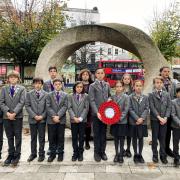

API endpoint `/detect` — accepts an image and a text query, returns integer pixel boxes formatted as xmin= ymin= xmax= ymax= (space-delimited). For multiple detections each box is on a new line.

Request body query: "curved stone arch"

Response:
xmin=35 ymin=23 xmax=169 ymax=94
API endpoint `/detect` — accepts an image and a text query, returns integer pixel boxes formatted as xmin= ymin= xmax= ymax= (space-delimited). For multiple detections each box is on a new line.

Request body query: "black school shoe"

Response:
xmin=94 ymin=153 xmax=101 ymax=162
xmin=152 ymin=155 xmax=159 ymax=163
xmin=27 ymin=154 xmax=37 ymax=162
xmin=38 ymin=155 xmax=45 ymax=162
xmin=133 ymin=155 xmax=139 ymax=164
xmin=11 ymin=155 xmax=20 ymax=166
xmin=125 ymin=150 xmax=132 ymax=158
xmin=3 ymin=155 xmax=13 ymax=166
xmin=58 ymin=154 xmax=64 ymax=162
xmin=101 ymin=153 xmax=108 ymax=161
xmin=174 ymin=159 xmax=180 ymax=167
xmin=118 ymin=156 xmax=124 ymax=164
xmin=138 ymin=155 xmax=145 ymax=163
xmin=78 ymin=153 xmax=83 ymax=161
xmin=47 ymin=155 xmax=56 ymax=162
xmin=113 ymin=154 xmax=119 ymax=163
xmin=72 ymin=154 xmax=78 ymax=162
xmin=160 ymin=156 xmax=168 ymax=164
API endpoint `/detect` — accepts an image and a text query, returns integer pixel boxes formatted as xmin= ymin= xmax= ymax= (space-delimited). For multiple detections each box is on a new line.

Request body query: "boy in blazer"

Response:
xmin=68 ymin=81 xmax=89 ymax=161
xmin=171 ymin=87 xmax=180 ymax=167
xmin=149 ymin=76 xmax=171 ymax=164
xmin=88 ymin=68 xmax=111 ymax=162
xmin=46 ymin=78 xmax=68 ymax=162
xmin=25 ymin=78 xmax=47 ymax=162
xmin=0 ymin=70 xmax=26 ymax=166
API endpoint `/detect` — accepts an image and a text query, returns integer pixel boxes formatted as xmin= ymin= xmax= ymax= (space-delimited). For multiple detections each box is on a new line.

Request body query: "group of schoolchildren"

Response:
xmin=0 ymin=65 xmax=179 ymax=167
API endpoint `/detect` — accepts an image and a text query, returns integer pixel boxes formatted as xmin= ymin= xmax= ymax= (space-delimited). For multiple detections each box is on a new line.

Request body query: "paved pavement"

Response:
xmin=0 ymin=128 xmax=180 ymax=180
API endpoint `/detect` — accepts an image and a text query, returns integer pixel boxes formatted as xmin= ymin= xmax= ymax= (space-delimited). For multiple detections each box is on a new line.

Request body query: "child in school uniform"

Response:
xmin=0 ymin=107 xmax=3 ymax=160
xmin=25 ymin=78 xmax=47 ymax=162
xmin=171 ymin=87 xmax=180 ymax=167
xmin=129 ymin=80 xmax=149 ymax=163
xmin=68 ymin=81 xmax=89 ymax=161
xmin=149 ymin=76 xmax=171 ymax=164
xmin=110 ymin=81 xmax=129 ymax=163
xmin=121 ymin=73 xmax=134 ymax=158
xmin=46 ymin=78 xmax=68 ymax=162
xmin=0 ymin=70 xmax=26 ymax=166
xmin=89 ymin=68 xmax=111 ymax=162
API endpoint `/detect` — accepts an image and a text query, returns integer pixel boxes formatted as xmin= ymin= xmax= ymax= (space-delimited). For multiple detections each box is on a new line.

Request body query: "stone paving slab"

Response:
xmin=64 ymin=173 xmax=94 ymax=180
xmin=0 ymin=173 xmax=65 ymax=180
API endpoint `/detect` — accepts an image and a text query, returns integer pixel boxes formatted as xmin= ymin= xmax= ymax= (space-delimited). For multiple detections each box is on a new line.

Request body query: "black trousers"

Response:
xmin=30 ymin=123 xmax=46 ymax=156
xmin=132 ymin=137 xmax=144 ymax=155
xmin=85 ymin=126 xmax=91 ymax=144
xmin=4 ymin=118 xmax=23 ymax=157
xmin=172 ymin=128 xmax=180 ymax=160
xmin=93 ymin=116 xmax=107 ymax=155
xmin=48 ymin=123 xmax=65 ymax=156
xmin=0 ymin=122 xmax=3 ymax=154
xmin=114 ymin=136 xmax=125 ymax=157
xmin=48 ymin=125 xmax=58 ymax=151
xmin=71 ymin=122 xmax=86 ymax=155
xmin=165 ymin=116 xmax=172 ymax=151
xmin=151 ymin=120 xmax=167 ymax=157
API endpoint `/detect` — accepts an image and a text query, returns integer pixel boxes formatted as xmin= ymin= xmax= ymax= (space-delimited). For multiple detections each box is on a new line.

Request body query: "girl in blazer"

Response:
xmin=129 ymin=80 xmax=149 ymax=164
xmin=110 ymin=81 xmax=130 ymax=164
xmin=68 ymin=81 xmax=89 ymax=161
xmin=121 ymin=73 xmax=134 ymax=158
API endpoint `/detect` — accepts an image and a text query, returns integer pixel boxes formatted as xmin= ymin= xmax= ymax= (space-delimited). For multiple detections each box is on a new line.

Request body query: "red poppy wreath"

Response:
xmin=98 ymin=101 xmax=121 ymax=125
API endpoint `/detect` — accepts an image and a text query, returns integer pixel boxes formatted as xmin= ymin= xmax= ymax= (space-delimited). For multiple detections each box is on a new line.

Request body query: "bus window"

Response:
xmin=114 ymin=63 xmax=123 ymax=68
xmin=129 ymin=63 xmax=138 ymax=68
xmin=123 ymin=62 xmax=129 ymax=68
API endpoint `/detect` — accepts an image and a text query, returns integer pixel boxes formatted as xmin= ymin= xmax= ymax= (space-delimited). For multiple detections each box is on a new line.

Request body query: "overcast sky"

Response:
xmin=67 ymin=0 xmax=179 ymax=33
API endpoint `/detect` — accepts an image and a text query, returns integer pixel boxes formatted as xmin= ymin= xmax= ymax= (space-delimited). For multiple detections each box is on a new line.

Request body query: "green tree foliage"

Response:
xmin=0 ymin=0 xmax=67 ymax=66
xmin=149 ymin=1 xmax=180 ymax=62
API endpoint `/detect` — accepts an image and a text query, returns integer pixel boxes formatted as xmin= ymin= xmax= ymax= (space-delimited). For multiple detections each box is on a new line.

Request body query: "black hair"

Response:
xmin=73 ymin=81 xmax=85 ymax=94
xmin=159 ymin=66 xmax=170 ymax=73
xmin=33 ymin=77 xmax=44 ymax=84
xmin=48 ymin=66 xmax=57 ymax=72
xmin=52 ymin=78 xmax=63 ymax=85
xmin=95 ymin=67 xmax=105 ymax=74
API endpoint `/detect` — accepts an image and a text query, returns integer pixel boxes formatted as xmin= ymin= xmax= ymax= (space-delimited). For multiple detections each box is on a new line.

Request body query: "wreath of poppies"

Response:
xmin=99 ymin=101 xmax=122 ymax=125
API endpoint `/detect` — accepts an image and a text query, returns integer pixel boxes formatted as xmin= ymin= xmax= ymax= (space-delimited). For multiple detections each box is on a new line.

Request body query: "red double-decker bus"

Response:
xmin=98 ymin=60 xmax=144 ymax=87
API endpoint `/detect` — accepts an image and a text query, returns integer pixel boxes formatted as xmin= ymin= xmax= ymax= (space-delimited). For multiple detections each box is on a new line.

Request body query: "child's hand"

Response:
xmin=107 ymin=98 xmax=112 ymax=102
xmin=7 ymin=112 xmax=15 ymax=120
xmin=136 ymin=118 xmax=143 ymax=125
xmin=52 ymin=116 xmax=60 ymax=123
xmin=97 ymin=112 xmax=102 ymax=121
xmin=160 ymin=118 xmax=167 ymax=125
xmin=74 ymin=117 xmax=80 ymax=123
xmin=39 ymin=116 xmax=43 ymax=121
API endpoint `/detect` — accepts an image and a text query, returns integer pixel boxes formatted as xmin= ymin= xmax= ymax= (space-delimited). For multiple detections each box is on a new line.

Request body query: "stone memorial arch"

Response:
xmin=35 ymin=23 xmax=169 ymax=94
